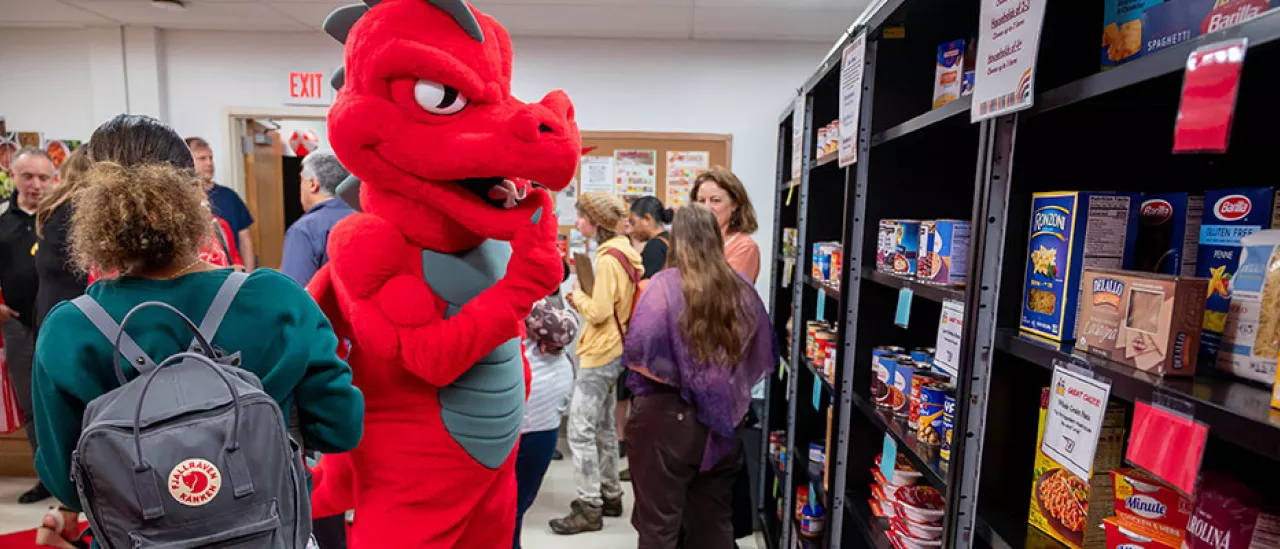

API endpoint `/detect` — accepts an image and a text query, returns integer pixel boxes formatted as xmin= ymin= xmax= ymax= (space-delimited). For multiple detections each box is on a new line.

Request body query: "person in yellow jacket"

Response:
xmin=552 ymin=191 xmax=643 ymax=535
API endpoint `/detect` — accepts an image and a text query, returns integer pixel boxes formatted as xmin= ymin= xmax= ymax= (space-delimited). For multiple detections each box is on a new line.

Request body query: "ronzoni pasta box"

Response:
xmin=1021 ymin=192 xmax=1139 ymax=342
xmin=1075 ymin=269 xmax=1207 ymax=376
xmin=1028 ymin=388 xmax=1127 ymax=549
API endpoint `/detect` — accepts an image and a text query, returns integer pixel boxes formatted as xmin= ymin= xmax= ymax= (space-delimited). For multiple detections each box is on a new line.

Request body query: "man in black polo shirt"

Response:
xmin=0 ymin=147 xmax=55 ymax=503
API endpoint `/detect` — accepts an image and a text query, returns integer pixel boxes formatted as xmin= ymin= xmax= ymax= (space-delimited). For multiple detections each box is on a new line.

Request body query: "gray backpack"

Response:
xmin=68 ymin=272 xmax=312 ymax=548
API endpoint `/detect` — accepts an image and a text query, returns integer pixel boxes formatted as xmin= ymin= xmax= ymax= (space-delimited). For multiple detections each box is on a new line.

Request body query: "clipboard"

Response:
xmin=573 ymin=252 xmax=595 ymax=296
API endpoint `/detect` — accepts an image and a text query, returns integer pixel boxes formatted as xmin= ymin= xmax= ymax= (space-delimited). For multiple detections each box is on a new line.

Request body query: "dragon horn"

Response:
xmin=337 ymin=175 xmax=363 ymax=212
xmin=331 ymin=67 xmax=346 ymax=90
xmin=363 ymin=0 xmax=381 ymax=5
xmin=427 ymin=0 xmax=484 ymax=42
xmin=323 ymin=3 xmax=368 ymax=44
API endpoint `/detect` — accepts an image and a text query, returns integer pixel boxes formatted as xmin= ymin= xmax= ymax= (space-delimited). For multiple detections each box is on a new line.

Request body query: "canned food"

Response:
xmin=871 ymin=346 xmax=906 ymax=408
xmin=918 ymin=382 xmax=953 ymax=446
xmin=941 ymin=393 xmax=956 ymax=461
xmin=878 ymin=220 xmax=921 ymax=275
xmin=910 ymin=347 xmax=935 ymax=364
xmin=795 ymin=485 xmax=810 ymax=520
xmin=908 ymin=371 xmax=947 ymax=428
xmin=831 ymin=248 xmax=843 ymax=282
xmin=769 ymin=431 xmax=785 ymax=458
xmin=809 ymin=442 xmax=825 ymax=465
xmin=806 ymin=321 xmax=827 ymax=360
xmin=822 ymin=332 xmax=838 ymax=379
xmin=814 ymin=330 xmax=835 ymax=369
xmin=891 ymin=363 xmax=920 ymax=418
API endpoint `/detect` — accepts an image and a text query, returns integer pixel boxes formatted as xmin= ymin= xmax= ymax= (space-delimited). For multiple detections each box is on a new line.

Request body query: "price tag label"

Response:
xmin=1127 ymin=401 xmax=1208 ymax=495
xmin=786 ymin=182 xmax=795 ymax=206
xmin=772 ymin=477 xmax=778 ymax=498
xmin=812 ymin=375 xmax=822 ymax=410
xmin=895 ymin=288 xmax=913 ymax=328
xmin=817 ymin=291 xmax=827 ymax=320
xmin=779 ymin=359 xmax=787 ymax=380
xmin=782 ymin=257 xmax=795 ymax=288
xmin=880 ymin=434 xmax=898 ymax=480
xmin=838 ymin=32 xmax=867 ymax=168
xmin=933 ymin=299 xmax=964 ymax=377
xmin=1042 ymin=364 xmax=1113 ymax=480
xmin=1174 ymin=39 xmax=1248 ymax=154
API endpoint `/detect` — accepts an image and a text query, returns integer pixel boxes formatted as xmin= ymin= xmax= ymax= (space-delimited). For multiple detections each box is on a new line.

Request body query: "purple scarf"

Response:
xmin=624 ymin=269 xmax=778 ymax=471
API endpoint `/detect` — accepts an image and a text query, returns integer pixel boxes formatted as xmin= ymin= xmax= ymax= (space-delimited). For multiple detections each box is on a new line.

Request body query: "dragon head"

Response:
xmin=325 ymin=0 xmax=580 ymax=247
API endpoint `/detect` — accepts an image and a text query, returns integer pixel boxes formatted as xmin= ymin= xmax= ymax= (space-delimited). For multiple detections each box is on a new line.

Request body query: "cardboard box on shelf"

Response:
xmin=1196 ymin=188 xmax=1277 ymax=372
xmin=1110 ymin=468 xmax=1192 ymax=547
xmin=1102 ymin=0 xmax=1167 ymax=69
xmin=1141 ymin=0 xmax=1270 ymax=58
xmin=1134 ymin=193 xmax=1203 ymax=276
xmin=1028 ymin=387 xmax=1127 ymax=549
xmin=1075 ymin=269 xmax=1207 ymax=377
xmin=1021 ymin=192 xmax=1139 ymax=342
xmin=933 ymin=39 xmax=965 ymax=109
xmin=1103 ymin=516 xmax=1181 ymax=549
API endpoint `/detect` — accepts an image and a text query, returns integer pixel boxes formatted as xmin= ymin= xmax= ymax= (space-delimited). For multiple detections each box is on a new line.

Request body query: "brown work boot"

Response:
xmin=549 ymin=500 xmax=603 ymax=535
xmin=602 ymin=494 xmax=624 ymax=517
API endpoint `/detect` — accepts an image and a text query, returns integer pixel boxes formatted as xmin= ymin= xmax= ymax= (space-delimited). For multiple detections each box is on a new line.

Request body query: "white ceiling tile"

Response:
xmin=0 ymin=0 xmax=118 ymax=26
xmin=61 ymin=0 xmax=312 ymax=30
xmin=694 ymin=0 xmax=855 ymax=7
xmin=476 ymin=0 xmax=689 ymax=5
xmin=267 ymin=1 xmax=347 ymax=29
xmin=479 ymin=4 xmax=693 ymax=39
xmin=692 ymin=5 xmax=858 ymax=42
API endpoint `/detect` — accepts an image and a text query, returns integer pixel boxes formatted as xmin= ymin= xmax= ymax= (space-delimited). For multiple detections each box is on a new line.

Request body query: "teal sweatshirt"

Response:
xmin=32 ymin=268 xmax=364 ymax=512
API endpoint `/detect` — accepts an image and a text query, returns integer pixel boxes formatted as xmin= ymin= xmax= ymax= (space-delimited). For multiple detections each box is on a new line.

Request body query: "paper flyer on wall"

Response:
xmin=971 ymin=0 xmax=1048 ymax=121
xmin=838 ymin=31 xmax=866 ymax=168
xmin=556 ymin=179 xmax=578 ymax=224
xmin=665 ymin=150 xmax=709 ymax=208
xmin=614 ymin=149 xmax=657 ymax=197
xmin=580 ymin=156 xmax=615 ymax=195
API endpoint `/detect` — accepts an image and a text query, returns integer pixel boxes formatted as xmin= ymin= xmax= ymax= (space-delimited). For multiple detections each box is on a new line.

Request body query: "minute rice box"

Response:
xmin=1021 ymin=192 xmax=1139 ymax=342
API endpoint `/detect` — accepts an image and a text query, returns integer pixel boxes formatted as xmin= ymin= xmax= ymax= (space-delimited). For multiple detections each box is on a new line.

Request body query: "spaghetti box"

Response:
xmin=1134 ymin=193 xmax=1203 ymax=276
xmin=1196 ymin=188 xmax=1277 ymax=365
xmin=1141 ymin=0 xmax=1269 ymax=57
xmin=1021 ymin=192 xmax=1139 ymax=342
xmin=1102 ymin=0 xmax=1166 ymax=69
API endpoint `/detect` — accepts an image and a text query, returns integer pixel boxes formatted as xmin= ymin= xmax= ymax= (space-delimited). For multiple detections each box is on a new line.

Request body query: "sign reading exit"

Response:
xmin=286 ymin=72 xmax=330 ymax=106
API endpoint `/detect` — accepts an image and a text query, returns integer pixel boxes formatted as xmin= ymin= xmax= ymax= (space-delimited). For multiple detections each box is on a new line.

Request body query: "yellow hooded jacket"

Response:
xmin=569 ymin=236 xmax=644 ymax=368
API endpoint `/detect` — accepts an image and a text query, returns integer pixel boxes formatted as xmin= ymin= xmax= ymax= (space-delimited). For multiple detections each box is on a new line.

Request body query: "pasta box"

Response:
xmin=933 ymin=39 xmax=965 ymax=109
xmin=1075 ymin=269 xmax=1207 ymax=377
xmin=1028 ymin=387 xmax=1127 ymax=549
xmin=1101 ymin=0 xmax=1166 ymax=69
xmin=1215 ymin=230 xmax=1280 ymax=384
xmin=1140 ymin=0 xmax=1269 ymax=58
xmin=1021 ymin=192 xmax=1140 ymax=342
xmin=1103 ymin=516 xmax=1180 ymax=549
xmin=1196 ymin=188 xmax=1277 ymax=367
xmin=1111 ymin=468 xmax=1192 ymax=547
xmin=1134 ymin=193 xmax=1203 ymax=276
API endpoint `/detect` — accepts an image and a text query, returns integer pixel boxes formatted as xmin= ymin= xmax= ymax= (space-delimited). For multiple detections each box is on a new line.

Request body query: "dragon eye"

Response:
xmin=414 ymin=79 xmax=468 ymax=115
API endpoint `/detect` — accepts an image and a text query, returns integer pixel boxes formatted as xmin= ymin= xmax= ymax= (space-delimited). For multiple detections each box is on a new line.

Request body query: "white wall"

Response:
xmin=1 ymin=27 xmax=828 ymax=291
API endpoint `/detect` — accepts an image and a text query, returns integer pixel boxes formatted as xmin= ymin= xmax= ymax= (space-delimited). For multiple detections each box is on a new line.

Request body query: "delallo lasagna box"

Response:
xmin=1028 ymin=388 xmax=1128 ymax=549
xmin=1134 ymin=193 xmax=1203 ymax=276
xmin=1022 ymin=192 xmax=1139 ymax=342
xmin=1075 ymin=269 xmax=1207 ymax=376
xmin=1196 ymin=188 xmax=1277 ymax=367
xmin=1140 ymin=0 xmax=1269 ymax=58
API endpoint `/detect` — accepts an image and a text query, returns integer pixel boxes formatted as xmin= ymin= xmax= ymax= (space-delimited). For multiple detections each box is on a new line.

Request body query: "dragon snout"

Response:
xmin=508 ymin=90 xmax=576 ymax=143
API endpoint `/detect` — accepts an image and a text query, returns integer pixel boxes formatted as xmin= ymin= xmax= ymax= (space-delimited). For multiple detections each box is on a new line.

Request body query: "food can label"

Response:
xmin=941 ymin=394 xmax=956 ymax=460
xmin=917 ymin=383 xmax=951 ymax=446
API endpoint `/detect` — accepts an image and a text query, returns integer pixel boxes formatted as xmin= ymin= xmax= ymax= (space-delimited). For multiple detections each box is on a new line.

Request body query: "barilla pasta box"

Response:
xmin=933 ymin=39 xmax=965 ymax=109
xmin=1102 ymin=0 xmax=1166 ymax=69
xmin=1141 ymin=0 xmax=1269 ymax=58
xmin=1213 ymin=230 xmax=1280 ymax=384
xmin=1196 ymin=188 xmax=1276 ymax=368
xmin=1134 ymin=193 xmax=1203 ymax=276
xmin=1110 ymin=469 xmax=1192 ymax=547
xmin=1022 ymin=192 xmax=1139 ymax=342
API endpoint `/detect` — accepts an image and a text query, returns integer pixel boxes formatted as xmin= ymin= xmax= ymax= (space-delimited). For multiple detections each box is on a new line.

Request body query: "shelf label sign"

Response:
xmin=1127 ymin=401 xmax=1208 ymax=495
xmin=880 ymin=434 xmax=898 ymax=481
xmin=1042 ymin=364 xmax=1113 ymax=480
xmin=1174 ymin=39 xmax=1248 ymax=154
xmin=838 ymin=31 xmax=867 ymax=168
xmin=791 ymin=95 xmax=805 ymax=180
xmin=934 ymin=299 xmax=964 ymax=378
xmin=812 ymin=374 xmax=822 ymax=410
xmin=970 ymin=0 xmax=1048 ymax=122
xmin=895 ymin=288 xmax=913 ymax=328
xmin=817 ymin=291 xmax=827 ymax=320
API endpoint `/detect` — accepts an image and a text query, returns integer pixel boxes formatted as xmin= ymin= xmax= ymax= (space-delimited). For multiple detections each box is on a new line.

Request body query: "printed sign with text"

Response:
xmin=1042 ymin=365 xmax=1113 ymax=480
xmin=971 ymin=0 xmax=1048 ymax=121
xmin=838 ymin=32 xmax=866 ymax=168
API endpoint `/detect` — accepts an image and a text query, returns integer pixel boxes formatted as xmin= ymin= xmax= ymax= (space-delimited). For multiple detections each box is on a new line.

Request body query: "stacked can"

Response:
xmin=805 ymin=321 xmax=829 ymax=361
xmin=908 ymin=370 xmax=948 ymax=429
xmin=917 ymin=382 xmax=954 ymax=446
xmin=871 ymin=346 xmax=907 ymax=409
xmin=941 ymin=393 xmax=956 ymax=461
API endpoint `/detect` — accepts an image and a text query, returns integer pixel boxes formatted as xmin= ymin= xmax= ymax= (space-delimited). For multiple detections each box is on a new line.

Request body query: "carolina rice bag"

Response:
xmin=1185 ymin=472 xmax=1280 ymax=549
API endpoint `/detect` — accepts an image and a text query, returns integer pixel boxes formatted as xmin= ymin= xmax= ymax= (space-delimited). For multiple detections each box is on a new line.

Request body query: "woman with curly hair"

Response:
xmin=30 ymin=115 xmax=364 ymax=548
xmin=622 ymin=204 xmax=777 ymax=549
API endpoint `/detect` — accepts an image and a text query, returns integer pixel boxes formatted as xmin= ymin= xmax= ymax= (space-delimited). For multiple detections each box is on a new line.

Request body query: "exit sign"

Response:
xmin=286 ymin=71 xmax=330 ymax=106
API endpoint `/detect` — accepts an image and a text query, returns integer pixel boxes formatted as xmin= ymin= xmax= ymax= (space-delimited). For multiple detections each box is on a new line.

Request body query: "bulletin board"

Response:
xmin=556 ymin=131 xmax=733 ymax=241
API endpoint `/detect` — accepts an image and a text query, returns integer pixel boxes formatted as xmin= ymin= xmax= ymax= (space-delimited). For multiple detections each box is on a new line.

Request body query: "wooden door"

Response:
xmin=241 ymin=122 xmax=285 ymax=269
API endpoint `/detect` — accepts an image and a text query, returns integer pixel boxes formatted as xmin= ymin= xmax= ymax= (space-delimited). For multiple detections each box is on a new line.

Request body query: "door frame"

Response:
xmin=221 ymin=106 xmax=328 ymax=196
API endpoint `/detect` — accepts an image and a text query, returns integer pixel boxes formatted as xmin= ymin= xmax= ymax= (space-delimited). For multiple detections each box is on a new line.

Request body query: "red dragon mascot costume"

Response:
xmin=307 ymin=0 xmax=580 ymax=546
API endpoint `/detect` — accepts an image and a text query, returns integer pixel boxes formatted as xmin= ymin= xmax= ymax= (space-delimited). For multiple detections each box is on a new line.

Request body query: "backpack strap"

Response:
xmin=71 ymin=296 xmax=159 ymax=378
xmin=601 ymin=248 xmax=640 ymax=337
xmin=190 ymin=271 xmax=249 ymax=352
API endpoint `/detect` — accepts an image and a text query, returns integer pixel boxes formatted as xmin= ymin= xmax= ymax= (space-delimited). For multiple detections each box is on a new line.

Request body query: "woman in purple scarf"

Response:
xmin=623 ymin=204 xmax=778 ymax=549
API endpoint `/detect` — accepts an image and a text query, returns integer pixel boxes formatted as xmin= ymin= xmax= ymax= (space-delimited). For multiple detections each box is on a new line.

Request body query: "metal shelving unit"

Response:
xmin=761 ymin=0 xmax=1280 ymax=547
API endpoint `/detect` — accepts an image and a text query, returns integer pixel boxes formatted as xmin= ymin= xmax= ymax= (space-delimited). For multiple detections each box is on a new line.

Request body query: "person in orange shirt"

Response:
xmin=692 ymin=167 xmax=760 ymax=284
